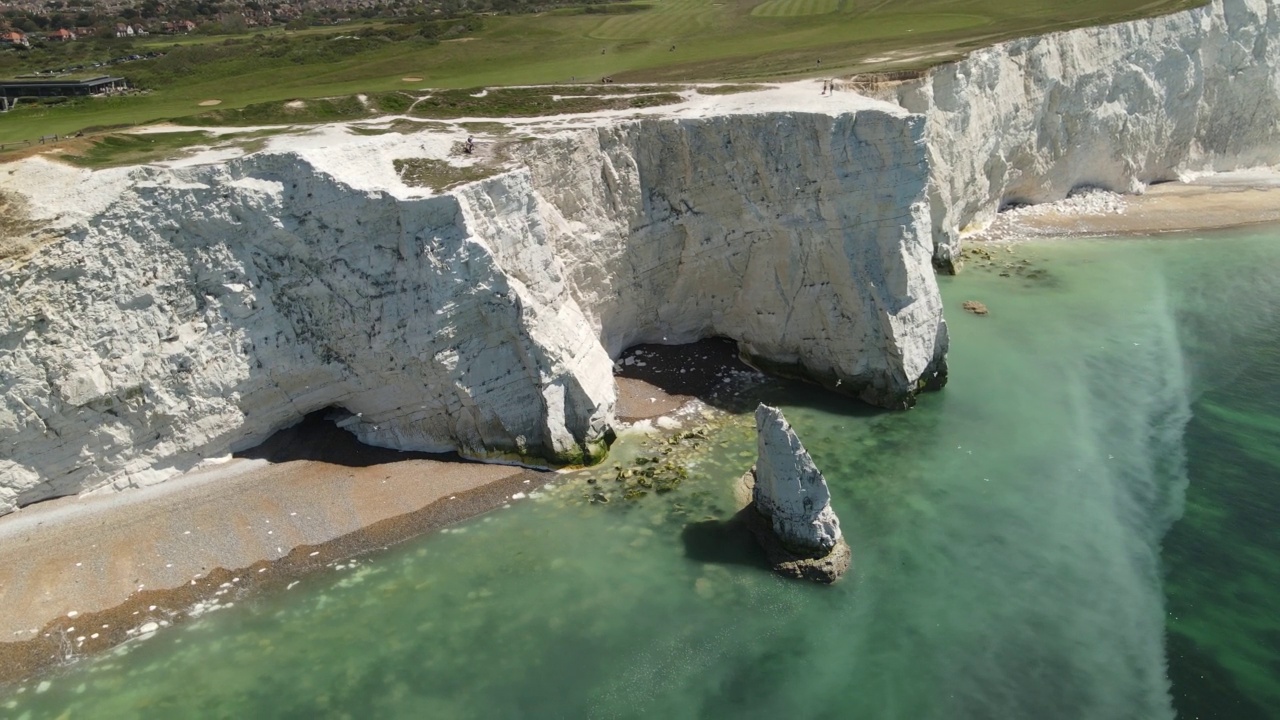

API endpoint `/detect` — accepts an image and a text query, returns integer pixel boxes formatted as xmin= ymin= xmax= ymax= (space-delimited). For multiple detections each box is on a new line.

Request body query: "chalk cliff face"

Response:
xmin=514 ymin=113 xmax=947 ymax=405
xmin=0 ymin=156 xmax=618 ymax=512
xmin=10 ymin=0 xmax=1275 ymax=514
xmin=889 ymin=0 xmax=1280 ymax=269
xmin=0 ymin=106 xmax=946 ymax=514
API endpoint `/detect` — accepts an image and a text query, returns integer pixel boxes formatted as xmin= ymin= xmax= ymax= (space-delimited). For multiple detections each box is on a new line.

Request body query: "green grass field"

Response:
xmin=751 ymin=0 xmax=841 ymax=18
xmin=54 ymin=129 xmax=286 ymax=167
xmin=0 ymin=0 xmax=1206 ymax=144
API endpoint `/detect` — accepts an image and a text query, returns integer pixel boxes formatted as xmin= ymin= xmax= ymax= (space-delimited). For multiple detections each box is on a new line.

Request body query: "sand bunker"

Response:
xmin=197 ymin=99 xmax=222 ymax=106
xmin=401 ymin=76 xmax=424 ymax=82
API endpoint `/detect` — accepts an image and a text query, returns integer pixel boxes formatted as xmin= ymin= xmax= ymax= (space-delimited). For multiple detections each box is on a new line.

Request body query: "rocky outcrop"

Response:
xmin=0 ymin=103 xmax=948 ymax=515
xmin=0 ymin=157 xmax=617 ymax=513
xmin=14 ymin=0 xmax=1270 ymax=515
xmin=514 ymin=113 xmax=948 ymax=408
xmin=886 ymin=0 xmax=1280 ymax=270
xmin=741 ymin=404 xmax=851 ymax=584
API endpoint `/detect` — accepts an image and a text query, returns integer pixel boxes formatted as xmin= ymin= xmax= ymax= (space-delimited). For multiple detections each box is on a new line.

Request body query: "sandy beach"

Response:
xmin=614 ymin=338 xmax=757 ymax=421
xmin=0 ymin=414 xmax=550 ymax=685
xmin=0 ymin=342 xmax=752 ymax=686
xmin=975 ymin=175 xmax=1280 ymax=240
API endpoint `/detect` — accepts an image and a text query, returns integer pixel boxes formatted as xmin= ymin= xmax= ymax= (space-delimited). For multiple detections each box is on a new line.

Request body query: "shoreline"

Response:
xmin=0 ymin=415 xmax=547 ymax=687
xmin=970 ymin=176 xmax=1280 ymax=242
xmin=0 ymin=340 xmax=753 ymax=688
xmin=0 ymin=466 xmax=542 ymax=688
xmin=1 ymin=166 xmax=1273 ymax=683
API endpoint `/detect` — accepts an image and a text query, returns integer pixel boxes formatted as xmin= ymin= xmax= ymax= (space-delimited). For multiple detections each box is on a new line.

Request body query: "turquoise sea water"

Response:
xmin=3 ymin=228 xmax=1279 ymax=719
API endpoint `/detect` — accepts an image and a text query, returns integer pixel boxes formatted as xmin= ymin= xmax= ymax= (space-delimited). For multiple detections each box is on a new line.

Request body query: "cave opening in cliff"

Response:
xmin=613 ymin=337 xmax=759 ymax=418
xmin=233 ymin=408 xmax=466 ymax=467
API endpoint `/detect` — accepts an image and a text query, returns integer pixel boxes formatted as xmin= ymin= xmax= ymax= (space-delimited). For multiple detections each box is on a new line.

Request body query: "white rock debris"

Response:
xmin=883 ymin=0 xmax=1280 ymax=269
xmin=998 ymin=188 xmax=1129 ymax=220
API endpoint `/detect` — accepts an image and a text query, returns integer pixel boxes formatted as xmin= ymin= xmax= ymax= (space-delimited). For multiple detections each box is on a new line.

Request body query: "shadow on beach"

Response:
xmin=615 ymin=337 xmax=892 ymax=421
xmin=234 ymin=409 xmax=485 ymax=468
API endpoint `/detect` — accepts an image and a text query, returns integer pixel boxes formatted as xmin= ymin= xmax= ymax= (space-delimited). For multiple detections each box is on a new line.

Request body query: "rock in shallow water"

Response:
xmin=744 ymin=404 xmax=851 ymax=584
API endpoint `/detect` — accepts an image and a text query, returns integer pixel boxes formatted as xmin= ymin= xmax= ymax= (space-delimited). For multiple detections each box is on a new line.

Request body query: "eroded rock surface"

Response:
xmin=0 ymin=100 xmax=947 ymax=514
xmin=5 ymin=0 xmax=1278 ymax=515
xmin=885 ymin=0 xmax=1280 ymax=270
xmin=743 ymin=404 xmax=851 ymax=583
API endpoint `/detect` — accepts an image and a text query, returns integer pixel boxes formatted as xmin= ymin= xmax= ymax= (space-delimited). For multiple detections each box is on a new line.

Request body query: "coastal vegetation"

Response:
xmin=695 ymin=83 xmax=765 ymax=94
xmin=393 ymin=157 xmax=505 ymax=191
xmin=0 ymin=190 xmax=45 ymax=259
xmin=405 ymin=86 xmax=684 ymax=118
xmin=57 ymin=129 xmax=224 ymax=166
xmin=34 ymin=128 xmax=284 ymax=167
xmin=0 ymin=0 xmax=1206 ymax=143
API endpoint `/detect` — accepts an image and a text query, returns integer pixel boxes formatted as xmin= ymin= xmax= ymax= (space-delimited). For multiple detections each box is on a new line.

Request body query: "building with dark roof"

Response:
xmin=0 ymin=76 xmax=126 ymax=100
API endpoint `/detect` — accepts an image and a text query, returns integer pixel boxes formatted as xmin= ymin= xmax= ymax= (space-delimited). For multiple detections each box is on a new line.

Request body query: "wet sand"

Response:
xmin=0 ymin=343 xmax=753 ymax=686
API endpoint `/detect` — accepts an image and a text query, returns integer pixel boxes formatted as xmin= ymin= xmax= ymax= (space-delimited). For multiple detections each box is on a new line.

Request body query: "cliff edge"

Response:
xmin=886 ymin=0 xmax=1280 ymax=270
xmin=0 ymin=91 xmax=947 ymax=514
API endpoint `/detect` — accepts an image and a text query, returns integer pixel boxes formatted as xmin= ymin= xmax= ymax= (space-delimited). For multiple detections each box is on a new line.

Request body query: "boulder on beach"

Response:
xmin=741 ymin=404 xmax=851 ymax=584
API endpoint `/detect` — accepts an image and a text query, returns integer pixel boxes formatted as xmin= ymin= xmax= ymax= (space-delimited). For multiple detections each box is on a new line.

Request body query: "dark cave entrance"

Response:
xmin=233 ymin=408 xmax=473 ymax=467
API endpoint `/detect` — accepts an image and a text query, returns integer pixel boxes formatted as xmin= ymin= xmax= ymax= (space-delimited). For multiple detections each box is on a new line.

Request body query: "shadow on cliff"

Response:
xmin=615 ymin=337 xmax=888 ymax=421
xmin=234 ymin=409 xmax=490 ymax=468
xmin=680 ymin=508 xmax=773 ymax=573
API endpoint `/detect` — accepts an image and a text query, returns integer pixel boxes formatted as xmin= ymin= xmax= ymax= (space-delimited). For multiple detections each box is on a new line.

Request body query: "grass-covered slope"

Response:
xmin=0 ymin=0 xmax=1205 ymax=143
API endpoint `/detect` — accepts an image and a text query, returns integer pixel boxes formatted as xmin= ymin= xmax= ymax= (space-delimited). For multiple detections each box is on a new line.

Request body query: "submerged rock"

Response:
xmin=742 ymin=404 xmax=851 ymax=584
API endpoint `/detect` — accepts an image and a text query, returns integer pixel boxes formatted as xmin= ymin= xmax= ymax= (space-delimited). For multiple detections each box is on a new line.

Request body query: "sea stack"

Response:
xmin=742 ymin=404 xmax=852 ymax=584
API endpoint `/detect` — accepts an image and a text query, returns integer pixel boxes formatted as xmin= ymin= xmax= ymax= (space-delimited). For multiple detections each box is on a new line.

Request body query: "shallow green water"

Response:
xmin=4 ymin=228 xmax=1279 ymax=719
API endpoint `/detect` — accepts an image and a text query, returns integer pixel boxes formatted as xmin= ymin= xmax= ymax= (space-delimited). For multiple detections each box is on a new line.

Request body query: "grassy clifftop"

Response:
xmin=0 ymin=0 xmax=1205 ymax=143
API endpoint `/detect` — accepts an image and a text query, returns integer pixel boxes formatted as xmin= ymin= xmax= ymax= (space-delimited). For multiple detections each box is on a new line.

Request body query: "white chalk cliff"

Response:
xmin=885 ymin=0 xmax=1280 ymax=269
xmin=0 ymin=97 xmax=946 ymax=514
xmin=3 ymin=0 xmax=1279 ymax=514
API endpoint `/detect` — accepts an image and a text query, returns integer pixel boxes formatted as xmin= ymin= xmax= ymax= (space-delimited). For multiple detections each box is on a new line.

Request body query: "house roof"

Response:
xmin=1 ymin=76 xmax=124 ymax=90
